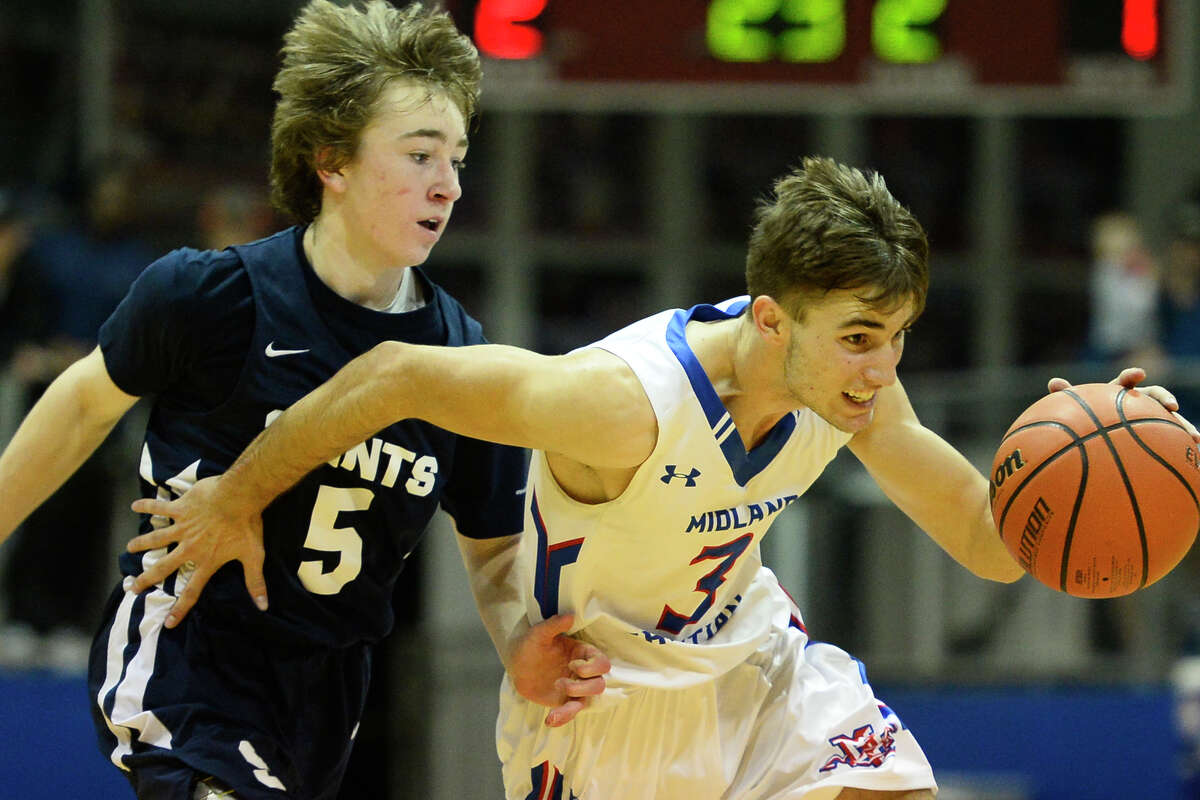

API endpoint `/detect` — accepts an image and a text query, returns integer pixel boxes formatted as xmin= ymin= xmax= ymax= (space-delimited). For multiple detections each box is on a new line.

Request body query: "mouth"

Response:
xmin=418 ymin=218 xmax=442 ymax=233
xmin=843 ymin=389 xmax=876 ymax=405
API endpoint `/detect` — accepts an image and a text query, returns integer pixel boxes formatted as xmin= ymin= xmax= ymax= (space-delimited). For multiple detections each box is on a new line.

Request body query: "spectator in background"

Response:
xmin=1160 ymin=200 xmax=1200 ymax=382
xmin=196 ymin=183 xmax=274 ymax=251
xmin=0 ymin=161 xmax=153 ymax=670
xmin=1085 ymin=210 xmax=1164 ymax=368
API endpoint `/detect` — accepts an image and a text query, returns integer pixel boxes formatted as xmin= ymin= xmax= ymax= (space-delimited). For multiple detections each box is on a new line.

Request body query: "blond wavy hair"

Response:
xmin=269 ymin=0 xmax=481 ymax=222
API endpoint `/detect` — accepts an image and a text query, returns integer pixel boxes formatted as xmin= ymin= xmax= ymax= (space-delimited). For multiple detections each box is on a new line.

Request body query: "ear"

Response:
xmin=314 ymin=147 xmax=347 ymax=194
xmin=750 ymin=295 xmax=789 ymax=343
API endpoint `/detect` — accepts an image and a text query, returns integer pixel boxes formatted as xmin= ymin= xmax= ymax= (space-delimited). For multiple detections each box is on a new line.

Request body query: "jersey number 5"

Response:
xmin=298 ymin=484 xmax=373 ymax=595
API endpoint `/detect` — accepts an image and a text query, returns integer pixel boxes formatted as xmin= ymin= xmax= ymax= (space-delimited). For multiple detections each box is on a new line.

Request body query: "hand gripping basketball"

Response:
xmin=990 ymin=381 xmax=1200 ymax=597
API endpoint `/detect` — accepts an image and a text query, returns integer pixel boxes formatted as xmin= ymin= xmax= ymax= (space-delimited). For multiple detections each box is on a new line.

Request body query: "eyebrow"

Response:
xmin=401 ymin=128 xmax=469 ymax=149
xmin=838 ymin=316 xmax=887 ymax=330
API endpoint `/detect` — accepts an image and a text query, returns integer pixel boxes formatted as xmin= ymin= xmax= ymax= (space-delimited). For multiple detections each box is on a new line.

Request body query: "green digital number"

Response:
xmin=779 ymin=0 xmax=846 ymax=62
xmin=871 ymin=0 xmax=947 ymax=63
xmin=708 ymin=0 xmax=845 ymax=63
xmin=707 ymin=0 xmax=942 ymax=66
xmin=707 ymin=0 xmax=782 ymax=62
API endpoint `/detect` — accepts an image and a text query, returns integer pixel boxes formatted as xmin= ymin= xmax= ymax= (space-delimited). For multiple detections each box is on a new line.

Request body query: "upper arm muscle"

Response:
xmin=69 ymin=347 xmax=141 ymax=427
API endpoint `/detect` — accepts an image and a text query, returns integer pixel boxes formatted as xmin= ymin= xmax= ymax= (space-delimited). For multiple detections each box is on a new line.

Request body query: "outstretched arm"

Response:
xmin=128 ymin=340 xmax=656 ymax=623
xmin=0 ymin=347 xmax=138 ymax=546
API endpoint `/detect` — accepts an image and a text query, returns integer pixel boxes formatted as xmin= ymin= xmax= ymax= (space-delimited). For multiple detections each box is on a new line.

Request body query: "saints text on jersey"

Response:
xmin=266 ymin=409 xmax=437 ymax=496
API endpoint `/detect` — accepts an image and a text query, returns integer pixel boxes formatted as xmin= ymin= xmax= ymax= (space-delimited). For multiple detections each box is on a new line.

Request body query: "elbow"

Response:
xmin=368 ymin=339 xmax=410 ymax=369
xmin=361 ymin=340 xmax=418 ymax=389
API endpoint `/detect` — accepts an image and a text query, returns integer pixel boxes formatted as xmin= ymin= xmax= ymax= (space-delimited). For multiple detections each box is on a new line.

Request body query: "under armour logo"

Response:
xmin=660 ymin=465 xmax=701 ymax=487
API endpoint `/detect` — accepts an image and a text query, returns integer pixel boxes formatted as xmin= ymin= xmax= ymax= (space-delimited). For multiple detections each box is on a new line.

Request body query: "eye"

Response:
xmin=451 ymin=158 xmax=466 ymax=172
xmin=410 ymin=151 xmax=430 ymax=164
xmin=844 ymin=333 xmax=869 ymax=347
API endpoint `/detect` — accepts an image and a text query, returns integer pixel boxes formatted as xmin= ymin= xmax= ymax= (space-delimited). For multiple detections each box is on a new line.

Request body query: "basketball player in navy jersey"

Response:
xmin=128 ymin=157 xmax=1197 ymax=799
xmin=0 ymin=2 xmax=606 ymax=799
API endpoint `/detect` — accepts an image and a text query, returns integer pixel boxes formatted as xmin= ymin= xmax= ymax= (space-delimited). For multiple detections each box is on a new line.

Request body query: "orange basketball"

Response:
xmin=989 ymin=383 xmax=1200 ymax=597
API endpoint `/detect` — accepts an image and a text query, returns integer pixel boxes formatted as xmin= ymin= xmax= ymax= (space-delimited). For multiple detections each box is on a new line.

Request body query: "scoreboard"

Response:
xmin=447 ymin=0 xmax=1194 ymax=114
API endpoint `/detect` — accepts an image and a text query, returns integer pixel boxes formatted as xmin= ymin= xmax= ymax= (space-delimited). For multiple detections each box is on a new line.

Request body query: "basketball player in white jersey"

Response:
xmin=128 ymin=157 xmax=1197 ymax=799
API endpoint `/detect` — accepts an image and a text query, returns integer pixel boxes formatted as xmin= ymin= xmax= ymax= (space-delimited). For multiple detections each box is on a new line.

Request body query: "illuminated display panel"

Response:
xmin=450 ymin=0 xmax=1190 ymax=113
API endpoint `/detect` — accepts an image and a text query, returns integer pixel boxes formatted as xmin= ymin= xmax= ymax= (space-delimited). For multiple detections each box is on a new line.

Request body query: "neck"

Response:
xmin=688 ymin=316 xmax=793 ymax=449
xmin=303 ymin=217 xmax=410 ymax=310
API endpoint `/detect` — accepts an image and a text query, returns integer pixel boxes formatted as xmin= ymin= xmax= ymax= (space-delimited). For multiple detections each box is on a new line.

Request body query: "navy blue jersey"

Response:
xmin=89 ymin=227 xmax=525 ymax=799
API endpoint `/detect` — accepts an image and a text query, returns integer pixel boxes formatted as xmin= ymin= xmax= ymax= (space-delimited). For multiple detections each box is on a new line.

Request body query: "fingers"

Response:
xmin=164 ymin=565 xmax=214 ymax=628
xmin=130 ymin=497 xmax=177 ymax=518
xmin=544 ymin=699 xmax=585 ymax=728
xmin=543 ymin=674 xmax=607 ymax=726
xmin=242 ymin=549 xmax=270 ymax=612
xmin=129 ymin=552 xmax=188 ymax=593
xmin=556 ymin=674 xmax=605 ymax=699
xmin=1139 ymin=384 xmax=1180 ymax=411
xmin=568 ymin=648 xmax=611 ymax=679
xmin=126 ymin=528 xmax=180 ymax=555
xmin=1109 ymin=367 xmax=1146 ymax=388
xmin=1050 ymin=368 xmax=1150 ymax=394
xmin=533 ymin=613 xmax=575 ymax=640
xmin=1174 ymin=410 xmax=1200 ymax=442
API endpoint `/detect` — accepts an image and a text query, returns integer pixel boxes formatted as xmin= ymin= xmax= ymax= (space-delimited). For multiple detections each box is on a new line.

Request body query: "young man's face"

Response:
xmin=335 ymin=80 xmax=468 ymax=268
xmin=782 ymin=289 xmax=916 ymax=433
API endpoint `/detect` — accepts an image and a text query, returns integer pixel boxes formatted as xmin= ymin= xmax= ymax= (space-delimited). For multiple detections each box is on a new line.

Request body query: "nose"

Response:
xmin=431 ymin=160 xmax=462 ymax=203
xmin=862 ymin=346 xmax=900 ymax=388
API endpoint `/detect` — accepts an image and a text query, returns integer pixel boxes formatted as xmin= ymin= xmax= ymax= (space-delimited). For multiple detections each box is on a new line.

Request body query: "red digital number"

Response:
xmin=1122 ymin=0 xmax=1159 ymax=60
xmin=474 ymin=0 xmax=548 ymax=60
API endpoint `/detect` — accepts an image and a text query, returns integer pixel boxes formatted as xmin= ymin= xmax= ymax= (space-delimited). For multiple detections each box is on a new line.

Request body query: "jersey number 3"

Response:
xmin=298 ymin=484 xmax=373 ymax=595
xmin=532 ymin=491 xmax=753 ymax=634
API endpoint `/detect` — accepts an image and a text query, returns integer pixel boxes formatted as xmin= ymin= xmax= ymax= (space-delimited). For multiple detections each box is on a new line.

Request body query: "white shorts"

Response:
xmin=497 ymin=620 xmax=937 ymax=800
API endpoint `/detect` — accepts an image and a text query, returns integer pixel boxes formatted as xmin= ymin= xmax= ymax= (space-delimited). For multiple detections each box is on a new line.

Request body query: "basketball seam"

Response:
xmin=1118 ymin=397 xmax=1200 ymax=553
xmin=1067 ymin=387 xmax=1148 ymax=590
xmin=1058 ymin=434 xmax=1089 ymax=593
xmin=994 ymin=391 xmax=1188 ymax=594
xmin=995 ymin=416 xmax=1180 ymax=531
xmin=996 ymin=421 xmax=1081 ymax=533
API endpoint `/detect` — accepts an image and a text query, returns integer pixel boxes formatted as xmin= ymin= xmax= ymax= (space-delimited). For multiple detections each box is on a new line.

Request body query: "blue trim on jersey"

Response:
xmin=665 ymin=300 xmax=796 ymax=486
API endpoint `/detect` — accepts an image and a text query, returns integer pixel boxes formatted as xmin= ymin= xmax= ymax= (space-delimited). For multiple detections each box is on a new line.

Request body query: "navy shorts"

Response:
xmin=89 ymin=583 xmax=371 ymax=800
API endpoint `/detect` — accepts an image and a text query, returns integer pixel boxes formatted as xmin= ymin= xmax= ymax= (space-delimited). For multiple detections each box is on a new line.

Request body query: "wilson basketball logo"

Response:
xmin=988 ymin=448 xmax=1026 ymax=503
xmin=1017 ymin=496 xmax=1053 ymax=572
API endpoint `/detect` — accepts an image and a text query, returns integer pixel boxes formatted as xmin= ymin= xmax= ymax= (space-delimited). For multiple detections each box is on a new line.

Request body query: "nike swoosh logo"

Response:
xmin=265 ymin=342 xmax=310 ymax=358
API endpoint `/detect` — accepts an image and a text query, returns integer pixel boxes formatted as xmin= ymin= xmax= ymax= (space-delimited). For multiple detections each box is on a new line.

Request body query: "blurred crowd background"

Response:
xmin=2 ymin=0 xmax=1200 ymax=798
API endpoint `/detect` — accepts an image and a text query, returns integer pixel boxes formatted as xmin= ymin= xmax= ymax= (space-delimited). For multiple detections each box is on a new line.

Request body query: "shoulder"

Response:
xmin=425 ymin=279 xmax=486 ymax=343
xmin=134 ymin=246 xmax=250 ymax=302
xmin=558 ymin=348 xmax=659 ymax=466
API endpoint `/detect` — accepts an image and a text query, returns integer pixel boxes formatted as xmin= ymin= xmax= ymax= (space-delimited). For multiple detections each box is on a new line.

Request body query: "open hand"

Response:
xmin=126 ymin=475 xmax=268 ymax=628
xmin=509 ymin=614 xmax=611 ymax=727
xmin=1047 ymin=366 xmax=1200 ymax=442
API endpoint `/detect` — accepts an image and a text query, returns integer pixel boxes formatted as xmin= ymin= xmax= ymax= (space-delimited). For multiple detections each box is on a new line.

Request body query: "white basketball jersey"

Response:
xmin=519 ymin=297 xmax=852 ymax=689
